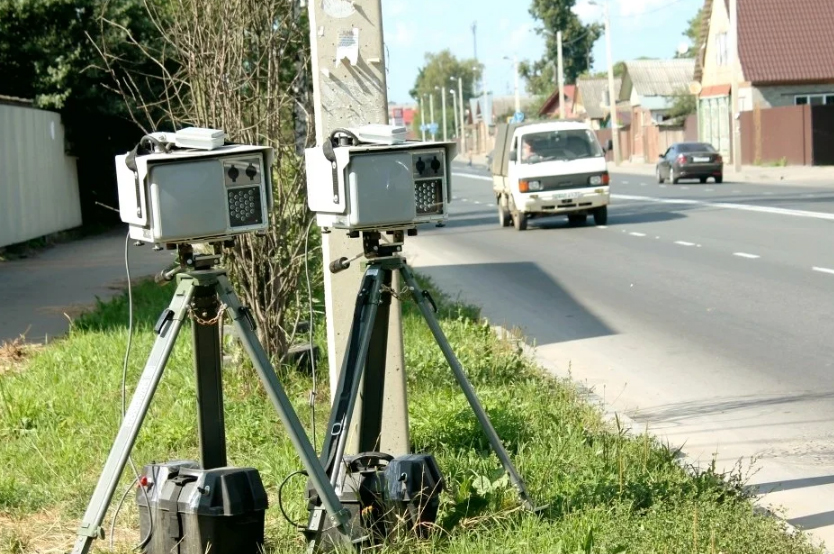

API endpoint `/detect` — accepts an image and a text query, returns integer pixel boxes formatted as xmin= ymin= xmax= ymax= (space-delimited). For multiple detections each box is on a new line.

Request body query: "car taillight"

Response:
xmin=715 ymin=154 xmax=723 ymax=163
xmin=676 ymin=154 xmax=687 ymax=164
xmin=602 ymin=171 xmax=610 ymax=185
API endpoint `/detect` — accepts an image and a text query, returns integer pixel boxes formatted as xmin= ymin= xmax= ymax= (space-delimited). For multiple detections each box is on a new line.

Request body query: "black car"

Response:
xmin=656 ymin=142 xmax=723 ymax=184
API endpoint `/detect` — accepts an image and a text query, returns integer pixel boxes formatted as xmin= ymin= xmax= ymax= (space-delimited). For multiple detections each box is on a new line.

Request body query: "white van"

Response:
xmin=491 ymin=121 xmax=612 ymax=231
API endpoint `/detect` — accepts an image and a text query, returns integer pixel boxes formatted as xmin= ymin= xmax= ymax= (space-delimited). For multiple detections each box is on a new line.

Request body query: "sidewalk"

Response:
xmin=610 ymin=160 xmax=834 ymax=186
xmin=0 ymin=227 xmax=170 ymax=344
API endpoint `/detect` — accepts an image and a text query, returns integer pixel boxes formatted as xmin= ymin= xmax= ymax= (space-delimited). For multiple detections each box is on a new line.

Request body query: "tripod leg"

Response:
xmin=398 ymin=264 xmax=536 ymax=511
xmin=71 ymin=279 xmax=194 ymax=554
xmin=304 ymin=267 xmax=385 ymax=549
xmin=213 ymin=276 xmax=355 ymax=543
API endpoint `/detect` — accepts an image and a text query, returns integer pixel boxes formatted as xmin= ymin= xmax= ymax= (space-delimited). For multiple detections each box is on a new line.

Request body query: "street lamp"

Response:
xmin=588 ymin=0 xmax=621 ymax=165
xmin=503 ymin=55 xmax=521 ymax=116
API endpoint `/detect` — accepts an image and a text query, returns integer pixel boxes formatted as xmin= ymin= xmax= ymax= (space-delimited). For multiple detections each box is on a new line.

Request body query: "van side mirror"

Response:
xmin=509 ymin=151 xmax=517 ymax=162
xmin=605 ymin=139 xmax=613 ymax=152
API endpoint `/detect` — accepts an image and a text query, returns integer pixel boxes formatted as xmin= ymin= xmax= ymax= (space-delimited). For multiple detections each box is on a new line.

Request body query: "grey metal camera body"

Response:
xmin=305 ymin=141 xmax=457 ymax=232
xmin=116 ymin=144 xmax=274 ymax=245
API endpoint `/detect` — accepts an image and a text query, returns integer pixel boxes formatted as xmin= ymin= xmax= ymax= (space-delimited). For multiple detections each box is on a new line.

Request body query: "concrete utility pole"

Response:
xmin=457 ymin=76 xmax=466 ymax=152
xmin=420 ymin=96 xmax=426 ymax=141
xmin=429 ymin=93 xmax=436 ymax=141
xmin=730 ymin=0 xmax=742 ymax=171
xmin=440 ymin=86 xmax=447 ymax=141
xmin=602 ymin=1 xmax=621 ymax=164
xmin=504 ymin=56 xmax=521 ymax=116
xmin=557 ymin=31 xmax=566 ymax=119
xmin=307 ymin=0 xmax=409 ymax=456
xmin=450 ymin=88 xmax=459 ymax=142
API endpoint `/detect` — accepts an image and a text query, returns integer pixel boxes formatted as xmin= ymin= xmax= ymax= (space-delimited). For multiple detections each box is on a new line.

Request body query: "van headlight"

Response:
xmin=528 ymin=180 xmax=542 ymax=191
xmin=589 ymin=172 xmax=610 ymax=186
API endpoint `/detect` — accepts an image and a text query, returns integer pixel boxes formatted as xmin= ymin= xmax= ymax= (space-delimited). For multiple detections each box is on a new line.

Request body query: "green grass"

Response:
xmin=0 ymin=277 xmax=822 ymax=554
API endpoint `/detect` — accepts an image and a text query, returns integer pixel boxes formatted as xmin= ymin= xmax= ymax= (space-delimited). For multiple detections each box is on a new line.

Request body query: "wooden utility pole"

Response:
xmin=730 ymin=0 xmax=742 ymax=171
xmin=603 ymin=1 xmax=621 ymax=164
xmin=307 ymin=0 xmax=409 ymax=456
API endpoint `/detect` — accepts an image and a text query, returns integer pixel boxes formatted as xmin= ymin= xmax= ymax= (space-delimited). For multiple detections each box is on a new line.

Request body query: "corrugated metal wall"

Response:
xmin=0 ymin=104 xmax=81 ymax=247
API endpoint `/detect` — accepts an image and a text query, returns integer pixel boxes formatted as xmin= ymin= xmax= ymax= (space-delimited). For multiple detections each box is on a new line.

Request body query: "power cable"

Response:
xmin=109 ymin=231 xmax=154 ymax=551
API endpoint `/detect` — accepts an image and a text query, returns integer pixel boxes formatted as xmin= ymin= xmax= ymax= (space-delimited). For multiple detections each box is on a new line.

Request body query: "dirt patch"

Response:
xmin=0 ymin=509 xmax=136 ymax=553
xmin=0 ymin=336 xmax=40 ymax=374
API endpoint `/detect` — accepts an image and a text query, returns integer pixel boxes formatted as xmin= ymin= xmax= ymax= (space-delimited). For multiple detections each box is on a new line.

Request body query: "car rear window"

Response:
xmin=677 ymin=143 xmax=717 ymax=153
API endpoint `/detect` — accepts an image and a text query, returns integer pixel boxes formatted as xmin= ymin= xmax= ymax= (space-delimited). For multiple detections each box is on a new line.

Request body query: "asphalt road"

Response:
xmin=404 ymin=163 xmax=834 ymax=550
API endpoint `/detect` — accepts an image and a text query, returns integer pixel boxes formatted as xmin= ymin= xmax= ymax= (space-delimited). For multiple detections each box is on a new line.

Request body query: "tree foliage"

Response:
xmin=410 ymin=50 xmax=482 ymax=102
xmin=410 ymin=50 xmax=481 ymax=140
xmin=678 ymin=5 xmax=707 ymax=58
xmin=520 ymin=0 xmax=603 ymax=95
xmin=667 ymin=89 xmax=698 ymax=120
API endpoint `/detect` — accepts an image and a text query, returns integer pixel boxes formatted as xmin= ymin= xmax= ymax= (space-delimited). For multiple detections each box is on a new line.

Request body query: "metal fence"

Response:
xmin=0 ymin=103 xmax=81 ymax=248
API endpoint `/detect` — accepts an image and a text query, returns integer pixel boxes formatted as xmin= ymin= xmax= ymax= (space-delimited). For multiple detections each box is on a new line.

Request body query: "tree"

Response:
xmin=410 ymin=50 xmax=482 ymax=139
xmin=678 ymin=5 xmax=707 ymax=58
xmin=667 ymin=89 xmax=698 ymax=121
xmin=520 ymin=0 xmax=603 ymax=95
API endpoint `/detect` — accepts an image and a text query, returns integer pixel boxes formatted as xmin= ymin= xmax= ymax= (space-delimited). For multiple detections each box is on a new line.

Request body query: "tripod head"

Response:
xmin=328 ymin=229 xmax=417 ymax=275
xmin=154 ymin=241 xmax=232 ymax=283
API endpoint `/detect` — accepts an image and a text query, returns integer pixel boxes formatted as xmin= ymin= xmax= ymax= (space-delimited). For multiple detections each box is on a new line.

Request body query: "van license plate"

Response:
xmin=556 ymin=192 xmax=581 ymax=199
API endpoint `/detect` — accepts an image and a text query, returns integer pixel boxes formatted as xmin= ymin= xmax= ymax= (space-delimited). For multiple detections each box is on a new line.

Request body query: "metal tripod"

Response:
xmin=70 ymin=256 xmax=354 ymax=554
xmin=305 ymin=233 xmax=536 ymax=551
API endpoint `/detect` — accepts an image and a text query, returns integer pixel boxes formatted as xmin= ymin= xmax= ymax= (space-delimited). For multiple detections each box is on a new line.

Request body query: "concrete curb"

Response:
xmin=490 ymin=324 xmax=830 ymax=554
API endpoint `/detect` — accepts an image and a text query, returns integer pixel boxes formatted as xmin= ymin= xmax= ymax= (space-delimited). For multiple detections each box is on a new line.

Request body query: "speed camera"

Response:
xmin=116 ymin=131 xmax=274 ymax=245
xmin=305 ymin=137 xmax=457 ymax=232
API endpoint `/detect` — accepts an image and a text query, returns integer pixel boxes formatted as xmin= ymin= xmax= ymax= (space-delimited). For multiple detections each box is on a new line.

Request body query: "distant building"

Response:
xmin=695 ymin=0 xmax=834 ymax=158
xmin=537 ymin=84 xmax=577 ymax=119
xmin=574 ymin=77 xmax=623 ymax=130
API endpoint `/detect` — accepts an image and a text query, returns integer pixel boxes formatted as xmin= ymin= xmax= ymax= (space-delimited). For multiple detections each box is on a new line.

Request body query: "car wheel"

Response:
xmin=568 ymin=214 xmax=587 ymax=226
xmin=656 ymin=167 xmax=665 ymax=184
xmin=715 ymin=175 xmax=723 ymax=184
xmin=671 ymin=170 xmax=680 ymax=184
xmin=699 ymin=177 xmax=707 ymax=184
xmin=593 ymin=206 xmax=608 ymax=226
xmin=513 ymin=211 xmax=528 ymax=231
xmin=498 ymin=196 xmax=511 ymax=227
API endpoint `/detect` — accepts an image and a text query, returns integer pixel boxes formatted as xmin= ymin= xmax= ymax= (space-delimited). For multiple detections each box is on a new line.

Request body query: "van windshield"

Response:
xmin=519 ymin=130 xmax=604 ymax=164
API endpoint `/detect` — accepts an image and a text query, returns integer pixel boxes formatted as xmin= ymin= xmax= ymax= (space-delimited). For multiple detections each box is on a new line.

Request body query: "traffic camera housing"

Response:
xmin=116 ymin=130 xmax=274 ymax=245
xmin=305 ymin=134 xmax=457 ymax=232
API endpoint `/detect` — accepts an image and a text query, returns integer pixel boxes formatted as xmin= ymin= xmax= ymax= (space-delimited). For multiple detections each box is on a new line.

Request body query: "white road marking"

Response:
xmin=641 ymin=183 xmax=648 ymax=186
xmin=681 ymin=186 xmax=690 ymax=190
xmin=612 ymin=194 xmax=834 ymax=222
xmin=705 ymin=188 xmax=714 ymax=192
xmin=659 ymin=185 xmax=667 ymax=188
xmin=473 ymin=201 xmax=481 ymax=204
xmin=675 ymin=241 xmax=696 ymax=246
xmin=630 ymin=232 xmax=647 ymax=237
xmin=734 ymin=252 xmax=760 ymax=259
xmin=622 ymin=180 xmax=630 ymax=184
xmin=487 ymin=203 xmax=495 ymax=207
xmin=597 ymin=225 xmax=608 ymax=229
xmin=452 ymin=173 xmax=494 ymax=182
xmin=813 ymin=267 xmax=834 ymax=275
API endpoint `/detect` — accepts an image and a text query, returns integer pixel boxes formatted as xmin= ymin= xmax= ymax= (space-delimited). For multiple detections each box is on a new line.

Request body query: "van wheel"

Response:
xmin=593 ymin=206 xmax=608 ymax=226
xmin=568 ymin=214 xmax=587 ymax=226
xmin=498 ymin=196 xmax=512 ymax=227
xmin=513 ymin=211 xmax=528 ymax=231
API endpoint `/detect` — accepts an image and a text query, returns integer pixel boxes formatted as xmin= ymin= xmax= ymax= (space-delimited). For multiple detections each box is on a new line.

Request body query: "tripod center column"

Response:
xmin=191 ymin=280 xmax=228 ymax=469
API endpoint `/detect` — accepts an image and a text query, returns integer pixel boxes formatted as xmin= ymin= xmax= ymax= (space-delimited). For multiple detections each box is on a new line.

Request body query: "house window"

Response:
xmin=794 ymin=94 xmax=834 ymax=106
xmin=715 ymin=32 xmax=729 ymax=66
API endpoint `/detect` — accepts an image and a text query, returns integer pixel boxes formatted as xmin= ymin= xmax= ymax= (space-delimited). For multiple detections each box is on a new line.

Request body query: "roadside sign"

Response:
xmin=428 ymin=122 xmax=439 ymax=135
xmin=512 ymin=111 xmax=525 ymax=123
